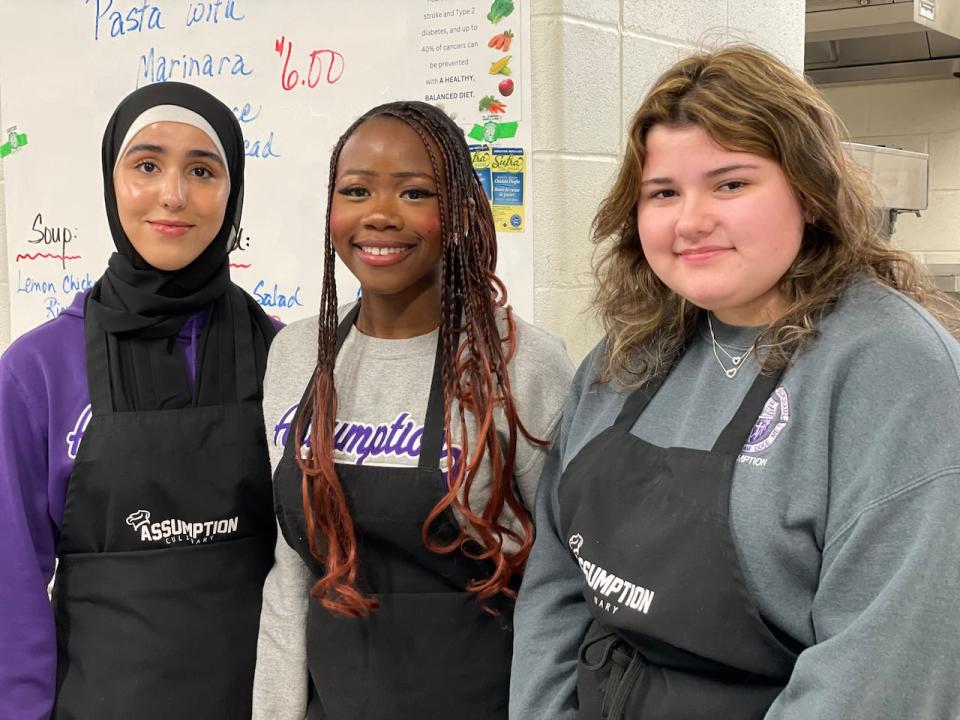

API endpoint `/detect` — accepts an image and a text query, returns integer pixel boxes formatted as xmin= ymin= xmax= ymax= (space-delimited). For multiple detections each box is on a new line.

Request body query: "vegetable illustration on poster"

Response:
xmin=0 ymin=0 xmax=533 ymax=340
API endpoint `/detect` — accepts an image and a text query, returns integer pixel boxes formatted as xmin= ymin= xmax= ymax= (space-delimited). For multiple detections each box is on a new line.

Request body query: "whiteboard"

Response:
xmin=0 ymin=0 xmax=533 ymax=339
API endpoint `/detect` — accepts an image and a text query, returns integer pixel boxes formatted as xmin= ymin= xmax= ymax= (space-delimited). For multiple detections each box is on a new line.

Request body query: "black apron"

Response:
xmin=51 ymin=292 xmax=276 ymax=719
xmin=558 ymin=361 xmax=802 ymax=720
xmin=274 ymin=305 xmax=513 ymax=720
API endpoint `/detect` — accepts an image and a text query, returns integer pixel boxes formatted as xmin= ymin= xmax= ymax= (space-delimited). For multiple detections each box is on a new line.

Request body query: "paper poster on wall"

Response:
xmin=415 ymin=1 xmax=531 ymax=231
xmin=0 ymin=0 xmax=533 ymax=341
xmin=471 ymin=145 xmax=525 ymax=233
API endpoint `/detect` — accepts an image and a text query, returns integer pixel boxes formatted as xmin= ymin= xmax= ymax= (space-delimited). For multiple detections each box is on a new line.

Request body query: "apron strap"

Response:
xmin=613 ymin=372 xmax=668 ymax=429
xmin=230 ymin=286 xmax=260 ymax=404
xmin=82 ymin=293 xmax=116 ymax=414
xmin=613 ymin=343 xmax=690 ymax=429
xmin=417 ymin=323 xmax=448 ymax=472
xmin=335 ymin=303 xmax=361 ymax=353
xmin=710 ymin=368 xmax=784 ymax=455
xmin=278 ymin=304 xmax=363 ymax=467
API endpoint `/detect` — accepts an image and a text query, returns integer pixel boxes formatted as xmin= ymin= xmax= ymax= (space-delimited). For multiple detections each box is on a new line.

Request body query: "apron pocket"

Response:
xmin=306 ymin=590 xmax=511 ymax=720
xmin=53 ymin=534 xmax=272 ymax=719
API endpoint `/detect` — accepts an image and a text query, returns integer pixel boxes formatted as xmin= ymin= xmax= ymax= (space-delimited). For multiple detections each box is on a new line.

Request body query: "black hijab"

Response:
xmin=86 ymin=82 xmax=275 ymax=411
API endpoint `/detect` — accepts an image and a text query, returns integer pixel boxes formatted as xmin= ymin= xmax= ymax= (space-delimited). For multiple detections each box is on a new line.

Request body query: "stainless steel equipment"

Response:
xmin=842 ymin=141 xmax=929 ymax=237
xmin=805 ymin=0 xmax=960 ymax=84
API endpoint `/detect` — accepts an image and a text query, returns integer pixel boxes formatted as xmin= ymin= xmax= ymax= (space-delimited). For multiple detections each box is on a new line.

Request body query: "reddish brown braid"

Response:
xmin=294 ymin=101 xmax=543 ymax=617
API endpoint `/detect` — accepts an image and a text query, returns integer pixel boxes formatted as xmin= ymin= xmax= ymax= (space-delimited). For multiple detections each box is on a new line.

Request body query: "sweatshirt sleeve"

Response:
xmin=251 ymin=323 xmax=313 ymax=720
xmin=510 ymin=321 xmax=575 ymax=512
xmin=0 ymin=364 xmax=58 ymax=720
xmin=765 ymin=469 xmax=960 ymax=720
xmin=252 ymin=524 xmax=313 ymax=720
xmin=509 ymin=368 xmax=593 ymax=720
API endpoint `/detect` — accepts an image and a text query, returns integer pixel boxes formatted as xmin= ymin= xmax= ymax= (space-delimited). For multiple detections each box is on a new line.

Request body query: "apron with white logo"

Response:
xmin=51 ymin=291 xmax=275 ymax=719
xmin=273 ymin=305 xmax=513 ymax=720
xmin=559 ymin=361 xmax=802 ymax=719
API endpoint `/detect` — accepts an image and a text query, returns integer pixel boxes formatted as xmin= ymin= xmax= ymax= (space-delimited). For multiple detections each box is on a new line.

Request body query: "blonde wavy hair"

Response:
xmin=592 ymin=44 xmax=958 ymax=386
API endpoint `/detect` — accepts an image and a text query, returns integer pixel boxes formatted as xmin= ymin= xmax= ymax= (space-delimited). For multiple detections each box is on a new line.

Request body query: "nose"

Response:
xmin=675 ymin=193 xmax=715 ymax=239
xmin=160 ymin=171 xmax=186 ymax=212
xmin=362 ymin=194 xmax=402 ymax=231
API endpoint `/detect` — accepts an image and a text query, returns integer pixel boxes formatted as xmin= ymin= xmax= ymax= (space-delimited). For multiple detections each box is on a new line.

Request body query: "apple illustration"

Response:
xmin=499 ymin=78 xmax=514 ymax=97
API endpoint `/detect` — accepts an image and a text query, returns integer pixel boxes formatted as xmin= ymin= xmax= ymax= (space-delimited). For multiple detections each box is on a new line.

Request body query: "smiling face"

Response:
xmin=329 ymin=116 xmax=444 ymax=304
xmin=636 ymin=124 xmax=805 ymax=326
xmin=113 ymin=121 xmax=229 ymax=272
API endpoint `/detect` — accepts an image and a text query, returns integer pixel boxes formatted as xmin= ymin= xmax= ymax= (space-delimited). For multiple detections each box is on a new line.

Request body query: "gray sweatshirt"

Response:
xmin=510 ymin=279 xmax=960 ymax=720
xmin=253 ymin=304 xmax=574 ymax=719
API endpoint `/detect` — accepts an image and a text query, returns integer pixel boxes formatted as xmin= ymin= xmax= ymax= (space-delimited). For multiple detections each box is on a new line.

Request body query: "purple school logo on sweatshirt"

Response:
xmin=66 ymin=404 xmax=93 ymax=460
xmin=741 ymin=386 xmax=790 ymax=457
xmin=274 ymin=404 xmax=463 ymax=484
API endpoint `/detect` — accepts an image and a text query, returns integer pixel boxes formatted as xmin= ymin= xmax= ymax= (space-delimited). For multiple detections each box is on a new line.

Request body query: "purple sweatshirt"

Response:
xmin=0 ymin=292 xmax=277 ymax=719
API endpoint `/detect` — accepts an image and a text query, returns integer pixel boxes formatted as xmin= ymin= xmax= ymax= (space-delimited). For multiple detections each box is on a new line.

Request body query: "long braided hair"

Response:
xmin=295 ymin=101 xmax=541 ymax=617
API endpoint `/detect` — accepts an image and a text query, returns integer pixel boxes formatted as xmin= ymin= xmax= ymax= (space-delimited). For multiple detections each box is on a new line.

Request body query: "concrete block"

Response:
xmin=533 ymin=156 xmax=619 ymax=288
xmin=929 ymin=132 xmax=960 ymax=191
xmin=820 ymin=84 xmax=871 ymax=137
xmin=924 ymin=251 xmax=960 ymax=265
xmin=623 ymin=0 xmax=725 ymax=46
xmin=621 ymin=36 xmax=689 ymax=142
xmin=891 ymin=190 xmax=960 ymax=253
xmin=531 ymin=0 xmax=619 ymax=25
xmin=866 ymin=79 xmax=960 ymax=136
xmin=726 ymin=0 xmax=805 ymax=72
xmin=532 ymin=16 xmax=621 ymax=154
xmin=533 ymin=285 xmax=601 ymax=364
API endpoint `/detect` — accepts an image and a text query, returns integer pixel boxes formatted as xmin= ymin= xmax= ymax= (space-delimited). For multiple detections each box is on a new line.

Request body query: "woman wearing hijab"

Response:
xmin=0 ymin=82 xmax=278 ymax=719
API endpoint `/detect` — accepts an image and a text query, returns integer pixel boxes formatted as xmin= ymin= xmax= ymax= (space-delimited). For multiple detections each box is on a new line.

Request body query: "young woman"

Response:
xmin=252 ymin=100 xmax=573 ymax=719
xmin=510 ymin=45 xmax=960 ymax=720
xmin=0 ymin=82 xmax=278 ymax=719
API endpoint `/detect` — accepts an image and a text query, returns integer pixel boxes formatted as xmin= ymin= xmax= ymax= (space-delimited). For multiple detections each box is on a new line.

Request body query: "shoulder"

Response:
xmin=787 ymin=280 xmax=960 ymax=526
xmin=812 ymin=279 xmax=960 ymax=393
xmin=266 ymin=315 xmax=320 ymax=373
xmin=564 ymin=338 xmax=624 ymax=412
xmin=0 ymin=304 xmax=88 ymax=458
xmin=500 ymin=309 xmax=573 ymax=396
xmin=503 ymin=309 xmax=574 ymax=379
xmin=1 ymin=304 xmax=85 ymax=397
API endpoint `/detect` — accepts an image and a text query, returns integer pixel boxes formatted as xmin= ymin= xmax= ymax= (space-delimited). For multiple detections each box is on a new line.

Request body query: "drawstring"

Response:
xmin=578 ymin=632 xmax=643 ymax=720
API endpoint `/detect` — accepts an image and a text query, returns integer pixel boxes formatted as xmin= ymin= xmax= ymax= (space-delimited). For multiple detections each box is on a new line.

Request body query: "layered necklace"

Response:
xmin=706 ymin=313 xmax=765 ymax=379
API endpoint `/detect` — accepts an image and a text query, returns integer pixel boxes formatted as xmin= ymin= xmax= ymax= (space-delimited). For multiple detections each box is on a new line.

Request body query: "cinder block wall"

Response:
xmin=530 ymin=0 xmax=805 ymax=362
xmin=0 ymin=2 xmax=806 ymax=358
xmin=821 ymin=79 xmax=960 ymax=269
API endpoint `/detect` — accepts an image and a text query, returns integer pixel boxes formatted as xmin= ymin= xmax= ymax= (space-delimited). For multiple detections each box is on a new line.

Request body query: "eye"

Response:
xmin=402 ymin=187 xmax=437 ymax=200
xmin=189 ymin=166 xmax=215 ymax=179
xmin=718 ymin=180 xmax=747 ymax=192
xmin=648 ymin=188 xmax=676 ymax=200
xmin=135 ymin=160 xmax=159 ymax=174
xmin=337 ymin=185 xmax=369 ymax=198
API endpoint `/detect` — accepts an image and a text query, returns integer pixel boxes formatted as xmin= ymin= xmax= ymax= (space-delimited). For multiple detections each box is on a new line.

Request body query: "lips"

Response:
xmin=353 ymin=240 xmax=415 ymax=267
xmin=147 ymin=220 xmax=194 ymax=237
xmin=677 ymin=246 xmax=731 ymax=262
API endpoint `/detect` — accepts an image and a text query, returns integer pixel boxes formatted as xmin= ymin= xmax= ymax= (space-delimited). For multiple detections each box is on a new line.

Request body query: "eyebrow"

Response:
xmin=640 ymin=164 xmax=760 ymax=186
xmin=338 ymin=169 xmax=436 ymax=181
xmin=123 ymin=144 xmax=225 ymax=167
